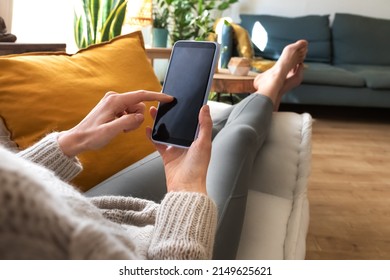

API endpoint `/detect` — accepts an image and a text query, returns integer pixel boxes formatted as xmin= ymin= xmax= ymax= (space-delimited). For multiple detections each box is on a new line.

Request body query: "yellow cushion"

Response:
xmin=213 ymin=18 xmax=254 ymax=59
xmin=251 ymin=58 xmax=276 ymax=73
xmin=0 ymin=31 xmax=162 ymax=191
xmin=231 ymin=23 xmax=254 ymax=59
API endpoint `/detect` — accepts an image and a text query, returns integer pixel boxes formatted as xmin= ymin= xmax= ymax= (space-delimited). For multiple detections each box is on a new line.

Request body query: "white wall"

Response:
xmin=11 ymin=0 xmax=76 ymax=52
xmin=239 ymin=0 xmax=390 ymax=21
xmin=6 ymin=0 xmax=390 ymax=54
xmin=9 ymin=0 xmax=150 ymax=54
xmin=0 ymin=0 xmax=14 ymax=31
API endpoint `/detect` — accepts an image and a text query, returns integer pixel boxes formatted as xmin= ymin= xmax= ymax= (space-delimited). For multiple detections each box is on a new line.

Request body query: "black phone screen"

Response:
xmin=151 ymin=41 xmax=218 ymax=147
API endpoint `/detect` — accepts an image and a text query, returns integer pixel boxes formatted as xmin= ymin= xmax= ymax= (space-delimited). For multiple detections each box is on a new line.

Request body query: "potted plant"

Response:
xmin=74 ymin=0 xmax=128 ymax=49
xmin=152 ymin=0 xmax=169 ymax=47
xmin=165 ymin=0 xmax=238 ymax=43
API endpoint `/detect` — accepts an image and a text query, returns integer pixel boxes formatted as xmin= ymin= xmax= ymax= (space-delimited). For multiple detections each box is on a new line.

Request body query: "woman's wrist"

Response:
xmin=57 ymin=129 xmax=86 ymax=158
xmin=166 ymin=180 xmax=207 ymax=194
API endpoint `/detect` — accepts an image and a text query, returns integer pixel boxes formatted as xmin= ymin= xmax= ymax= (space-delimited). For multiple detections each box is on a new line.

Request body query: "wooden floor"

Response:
xmin=281 ymin=105 xmax=390 ymax=259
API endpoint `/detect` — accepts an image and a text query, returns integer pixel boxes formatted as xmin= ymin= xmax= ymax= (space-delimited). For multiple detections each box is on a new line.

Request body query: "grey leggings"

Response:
xmin=85 ymin=94 xmax=274 ymax=259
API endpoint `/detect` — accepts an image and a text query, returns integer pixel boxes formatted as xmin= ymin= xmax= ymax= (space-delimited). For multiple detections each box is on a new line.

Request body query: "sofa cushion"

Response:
xmin=332 ymin=13 xmax=390 ymax=65
xmin=338 ymin=64 xmax=390 ymax=90
xmin=236 ymin=191 xmax=292 ymax=259
xmin=0 ymin=31 xmax=162 ymax=191
xmin=231 ymin=22 xmax=254 ymax=59
xmin=215 ymin=18 xmax=254 ymax=67
xmin=240 ymin=14 xmax=331 ymax=63
xmin=303 ymin=63 xmax=366 ymax=87
xmin=218 ymin=20 xmax=234 ymax=68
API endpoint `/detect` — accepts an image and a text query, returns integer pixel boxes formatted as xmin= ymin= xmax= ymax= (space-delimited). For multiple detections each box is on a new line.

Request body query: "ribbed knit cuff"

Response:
xmin=148 ymin=192 xmax=217 ymax=260
xmin=17 ymin=132 xmax=82 ymax=182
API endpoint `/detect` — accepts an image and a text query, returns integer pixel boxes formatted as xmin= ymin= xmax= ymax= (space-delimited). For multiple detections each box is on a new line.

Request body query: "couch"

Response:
xmin=238 ymin=13 xmax=390 ymax=108
xmin=0 ymin=31 xmax=311 ymax=259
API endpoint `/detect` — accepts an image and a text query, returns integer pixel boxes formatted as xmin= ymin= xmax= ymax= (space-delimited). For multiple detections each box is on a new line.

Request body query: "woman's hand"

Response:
xmin=58 ymin=90 xmax=173 ymax=157
xmin=146 ymin=105 xmax=213 ymax=194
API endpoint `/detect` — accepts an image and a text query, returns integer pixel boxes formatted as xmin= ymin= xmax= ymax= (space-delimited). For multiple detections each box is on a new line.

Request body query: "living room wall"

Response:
xmin=239 ymin=0 xmax=390 ymax=20
xmin=10 ymin=0 xmax=75 ymax=51
xmin=6 ymin=0 xmax=390 ymax=54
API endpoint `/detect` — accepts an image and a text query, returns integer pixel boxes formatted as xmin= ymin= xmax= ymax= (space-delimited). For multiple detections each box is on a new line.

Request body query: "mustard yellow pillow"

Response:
xmin=231 ymin=23 xmax=254 ymax=59
xmin=251 ymin=58 xmax=276 ymax=73
xmin=213 ymin=18 xmax=254 ymax=59
xmin=0 ymin=31 xmax=162 ymax=191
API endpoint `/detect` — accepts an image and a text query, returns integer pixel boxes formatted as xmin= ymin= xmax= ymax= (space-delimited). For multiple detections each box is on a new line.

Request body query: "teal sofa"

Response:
xmin=239 ymin=13 xmax=390 ymax=108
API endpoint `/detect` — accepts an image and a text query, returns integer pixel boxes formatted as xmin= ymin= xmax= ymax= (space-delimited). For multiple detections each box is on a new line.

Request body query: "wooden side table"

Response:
xmin=143 ymin=50 xmax=260 ymax=103
xmin=145 ymin=47 xmax=172 ymax=66
xmin=0 ymin=43 xmax=66 ymax=56
xmin=211 ymin=68 xmax=258 ymax=102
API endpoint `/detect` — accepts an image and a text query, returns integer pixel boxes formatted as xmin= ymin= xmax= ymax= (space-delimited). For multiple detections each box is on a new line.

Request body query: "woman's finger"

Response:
xmin=195 ymin=105 xmax=213 ymax=146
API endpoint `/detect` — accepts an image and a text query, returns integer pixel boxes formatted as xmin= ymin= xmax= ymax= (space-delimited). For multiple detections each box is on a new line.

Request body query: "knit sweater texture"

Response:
xmin=0 ymin=133 xmax=217 ymax=259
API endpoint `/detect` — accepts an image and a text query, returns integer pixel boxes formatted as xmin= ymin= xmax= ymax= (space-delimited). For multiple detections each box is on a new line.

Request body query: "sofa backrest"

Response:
xmin=332 ymin=13 xmax=390 ymax=66
xmin=240 ymin=14 xmax=332 ymax=63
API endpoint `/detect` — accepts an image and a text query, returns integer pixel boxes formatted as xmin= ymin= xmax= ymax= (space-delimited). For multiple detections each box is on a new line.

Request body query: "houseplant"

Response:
xmin=152 ymin=0 xmax=169 ymax=47
xmin=165 ymin=0 xmax=238 ymax=43
xmin=74 ymin=0 xmax=128 ymax=49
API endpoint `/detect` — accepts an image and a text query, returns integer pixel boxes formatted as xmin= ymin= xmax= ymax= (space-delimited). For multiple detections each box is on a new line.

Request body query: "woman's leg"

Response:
xmin=208 ymin=94 xmax=273 ymax=259
xmin=84 ymin=151 xmax=167 ymax=202
xmin=209 ymin=40 xmax=308 ymax=259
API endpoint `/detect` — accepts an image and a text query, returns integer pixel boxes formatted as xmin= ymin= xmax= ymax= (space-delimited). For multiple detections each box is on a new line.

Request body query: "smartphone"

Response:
xmin=151 ymin=40 xmax=219 ymax=148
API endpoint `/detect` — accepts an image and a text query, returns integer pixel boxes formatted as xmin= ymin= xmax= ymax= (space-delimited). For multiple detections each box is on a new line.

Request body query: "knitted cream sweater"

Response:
xmin=0 ymin=133 xmax=217 ymax=259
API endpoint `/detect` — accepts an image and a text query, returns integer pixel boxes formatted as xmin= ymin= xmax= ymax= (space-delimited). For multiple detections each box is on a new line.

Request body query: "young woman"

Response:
xmin=0 ymin=40 xmax=308 ymax=259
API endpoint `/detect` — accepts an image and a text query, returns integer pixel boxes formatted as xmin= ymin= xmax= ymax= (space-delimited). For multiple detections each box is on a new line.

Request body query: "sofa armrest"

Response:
xmin=236 ymin=111 xmax=312 ymax=259
xmin=208 ymin=100 xmax=312 ymax=259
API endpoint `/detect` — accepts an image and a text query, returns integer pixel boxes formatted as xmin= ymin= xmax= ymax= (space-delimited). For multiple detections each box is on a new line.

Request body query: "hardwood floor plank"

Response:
xmin=281 ymin=105 xmax=390 ymax=260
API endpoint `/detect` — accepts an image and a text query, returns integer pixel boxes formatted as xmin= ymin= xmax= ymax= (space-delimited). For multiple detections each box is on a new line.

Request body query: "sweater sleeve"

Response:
xmin=148 ymin=192 xmax=218 ymax=260
xmin=89 ymin=195 xmax=159 ymax=226
xmin=17 ymin=133 xmax=82 ymax=182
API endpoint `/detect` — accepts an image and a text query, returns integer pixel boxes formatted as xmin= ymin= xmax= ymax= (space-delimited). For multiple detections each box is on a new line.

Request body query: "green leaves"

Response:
xmin=164 ymin=0 xmax=239 ymax=43
xmin=100 ymin=0 xmax=127 ymax=42
xmin=74 ymin=0 xmax=128 ymax=49
xmin=152 ymin=0 xmax=170 ymax=28
xmin=218 ymin=0 xmax=238 ymax=11
xmin=74 ymin=0 xmax=238 ymax=48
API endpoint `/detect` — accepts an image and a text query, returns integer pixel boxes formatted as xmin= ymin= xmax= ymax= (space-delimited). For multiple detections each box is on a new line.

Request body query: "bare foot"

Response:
xmin=274 ymin=63 xmax=305 ymax=110
xmin=252 ymin=40 xmax=308 ymax=110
